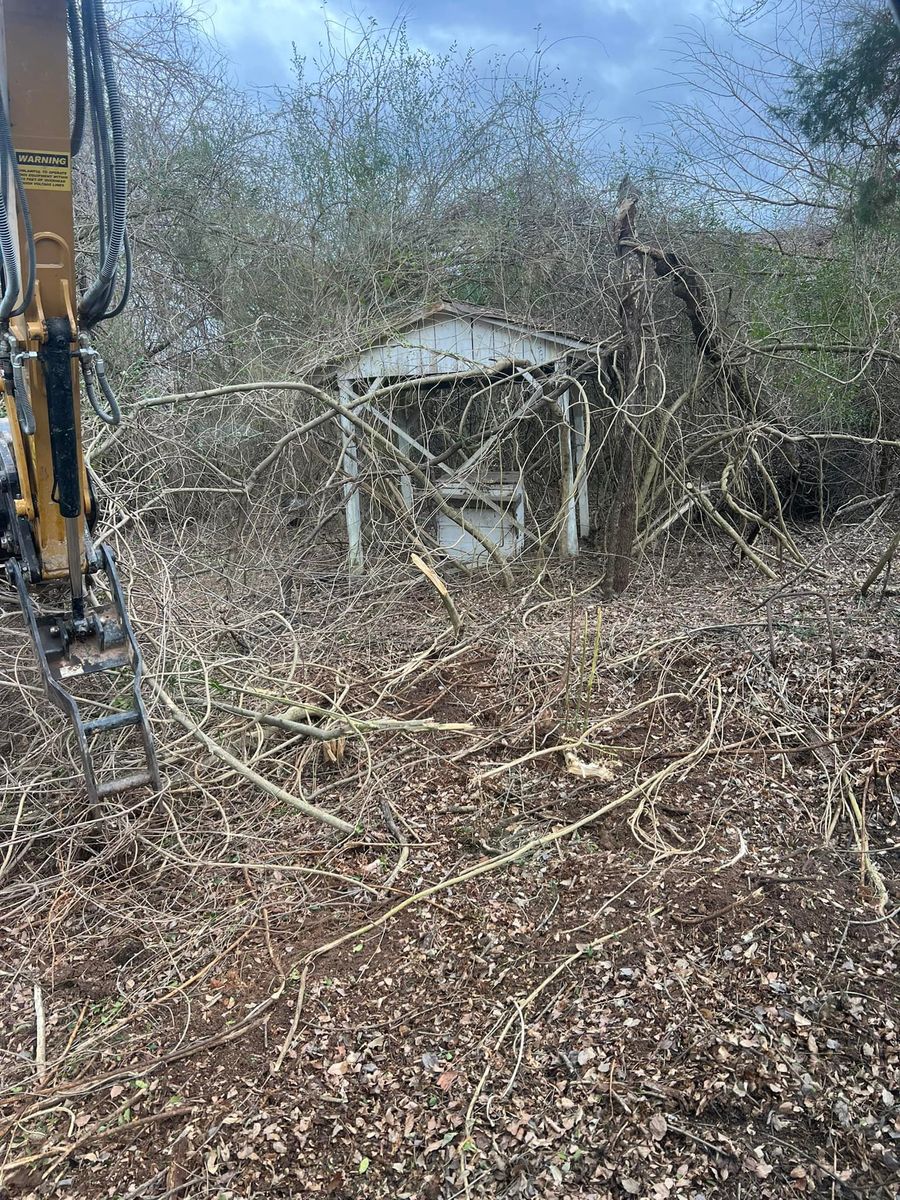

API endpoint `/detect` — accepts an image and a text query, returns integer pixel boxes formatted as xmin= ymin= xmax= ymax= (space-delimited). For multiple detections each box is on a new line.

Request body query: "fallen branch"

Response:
xmin=18 ymin=723 xmax=716 ymax=1114
xmin=411 ymin=553 xmax=464 ymax=639
xmin=153 ymin=682 xmax=357 ymax=835
xmin=861 ymin=527 xmax=900 ymax=597
xmin=227 ymin=686 xmax=476 ymax=736
xmin=33 ymin=984 xmax=46 ymax=1084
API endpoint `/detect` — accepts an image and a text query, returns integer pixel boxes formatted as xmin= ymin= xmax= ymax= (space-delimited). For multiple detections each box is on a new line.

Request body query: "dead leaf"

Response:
xmin=564 ymin=751 xmax=615 ymax=781
xmin=743 ymin=1155 xmax=773 ymax=1179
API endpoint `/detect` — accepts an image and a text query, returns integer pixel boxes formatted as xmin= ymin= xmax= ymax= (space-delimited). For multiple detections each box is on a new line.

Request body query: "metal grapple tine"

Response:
xmin=7 ymin=548 xmax=161 ymax=808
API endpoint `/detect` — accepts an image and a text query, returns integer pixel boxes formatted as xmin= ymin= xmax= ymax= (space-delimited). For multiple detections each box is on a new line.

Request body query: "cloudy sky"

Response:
xmin=198 ymin=0 xmax=726 ymax=131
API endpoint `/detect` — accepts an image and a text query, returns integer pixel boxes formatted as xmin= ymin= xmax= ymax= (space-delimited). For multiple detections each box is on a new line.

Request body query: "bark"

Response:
xmin=622 ymin=237 xmax=758 ymax=415
xmin=603 ymin=185 xmax=645 ymax=597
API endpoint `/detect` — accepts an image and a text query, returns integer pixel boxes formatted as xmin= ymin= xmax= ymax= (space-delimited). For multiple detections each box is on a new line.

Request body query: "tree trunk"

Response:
xmin=603 ymin=183 xmax=645 ymax=597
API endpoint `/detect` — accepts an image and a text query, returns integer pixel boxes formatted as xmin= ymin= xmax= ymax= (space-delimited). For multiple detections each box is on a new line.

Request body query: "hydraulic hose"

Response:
xmin=0 ymin=148 xmax=15 ymax=318
xmin=80 ymin=346 xmax=121 ymax=426
xmin=99 ymin=228 xmax=132 ymax=321
xmin=78 ymin=0 xmax=127 ymax=327
xmin=9 ymin=345 xmax=36 ymax=435
xmin=85 ymin=20 xmax=110 ymax=269
xmin=0 ymin=92 xmax=35 ymax=322
xmin=0 ymin=195 xmax=20 ymax=321
xmin=67 ymin=0 xmax=86 ymax=154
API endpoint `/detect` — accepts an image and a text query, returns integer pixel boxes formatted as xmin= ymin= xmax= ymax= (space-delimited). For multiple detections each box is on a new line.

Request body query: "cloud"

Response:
xmin=199 ymin=0 xmax=333 ymax=83
xmin=196 ymin=0 xmax=733 ymax=127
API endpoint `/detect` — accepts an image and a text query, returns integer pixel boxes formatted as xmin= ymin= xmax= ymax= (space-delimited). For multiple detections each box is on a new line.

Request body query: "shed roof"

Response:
xmin=332 ymin=300 xmax=595 ymax=382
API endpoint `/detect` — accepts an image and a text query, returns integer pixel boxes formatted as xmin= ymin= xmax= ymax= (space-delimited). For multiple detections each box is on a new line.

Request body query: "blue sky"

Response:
xmin=199 ymin=0 xmax=723 ymax=132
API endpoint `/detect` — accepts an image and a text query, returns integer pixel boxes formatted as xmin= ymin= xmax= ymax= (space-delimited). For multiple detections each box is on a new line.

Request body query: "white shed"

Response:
xmin=339 ymin=300 xmax=593 ymax=379
xmin=323 ymin=301 xmax=598 ymax=571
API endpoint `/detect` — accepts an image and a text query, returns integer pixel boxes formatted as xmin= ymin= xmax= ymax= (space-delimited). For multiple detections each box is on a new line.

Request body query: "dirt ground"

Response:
xmin=0 ymin=521 xmax=897 ymax=1199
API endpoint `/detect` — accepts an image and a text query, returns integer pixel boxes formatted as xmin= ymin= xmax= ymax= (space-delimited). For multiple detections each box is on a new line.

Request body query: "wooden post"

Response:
xmin=338 ymin=379 xmax=363 ymax=572
xmin=557 ymin=383 xmax=579 ymax=559
xmin=515 ymin=479 xmax=526 ymax=544
xmin=571 ymin=395 xmax=590 ymax=536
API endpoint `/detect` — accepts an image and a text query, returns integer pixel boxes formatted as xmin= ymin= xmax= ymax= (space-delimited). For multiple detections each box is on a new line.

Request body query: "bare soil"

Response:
xmin=0 ymin=523 xmax=897 ymax=1199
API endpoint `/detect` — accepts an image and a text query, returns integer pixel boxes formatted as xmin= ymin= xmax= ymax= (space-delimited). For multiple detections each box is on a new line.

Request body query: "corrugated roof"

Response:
xmin=312 ymin=300 xmax=597 ymax=378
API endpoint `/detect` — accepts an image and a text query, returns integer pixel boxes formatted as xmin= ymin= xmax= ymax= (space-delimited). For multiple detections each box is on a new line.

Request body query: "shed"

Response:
xmin=323 ymin=301 xmax=598 ymax=571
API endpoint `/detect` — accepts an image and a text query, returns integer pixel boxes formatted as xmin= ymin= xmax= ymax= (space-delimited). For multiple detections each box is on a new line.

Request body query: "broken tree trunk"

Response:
xmin=603 ymin=182 xmax=646 ymax=597
xmin=622 ymin=233 xmax=804 ymax=553
xmin=622 ymin=237 xmax=759 ymax=416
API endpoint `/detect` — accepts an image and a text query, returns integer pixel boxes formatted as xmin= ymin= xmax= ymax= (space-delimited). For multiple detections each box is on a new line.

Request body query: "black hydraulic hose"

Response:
xmin=67 ymin=0 xmax=86 ymax=155
xmin=88 ymin=17 xmax=120 ymax=318
xmin=99 ymin=227 xmax=132 ymax=321
xmin=0 ymin=146 xmax=12 ymax=313
xmin=0 ymin=94 xmax=35 ymax=322
xmin=83 ymin=3 xmax=110 ymax=263
xmin=85 ymin=19 xmax=110 ymax=269
xmin=79 ymin=0 xmax=127 ymax=327
xmin=0 ymin=191 xmax=19 ymax=321
xmin=82 ymin=355 xmax=121 ymax=425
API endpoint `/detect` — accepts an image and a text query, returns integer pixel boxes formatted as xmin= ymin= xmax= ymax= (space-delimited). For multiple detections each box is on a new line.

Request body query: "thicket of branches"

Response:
xmin=87 ymin=0 xmax=900 ymax=593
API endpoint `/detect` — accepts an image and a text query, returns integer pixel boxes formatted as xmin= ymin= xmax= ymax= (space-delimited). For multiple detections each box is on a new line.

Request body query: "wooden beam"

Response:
xmin=393 ymin=414 xmax=414 ymax=510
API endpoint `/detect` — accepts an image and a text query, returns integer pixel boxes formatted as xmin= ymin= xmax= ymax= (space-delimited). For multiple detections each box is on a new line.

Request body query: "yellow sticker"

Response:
xmin=15 ymin=149 xmax=71 ymax=192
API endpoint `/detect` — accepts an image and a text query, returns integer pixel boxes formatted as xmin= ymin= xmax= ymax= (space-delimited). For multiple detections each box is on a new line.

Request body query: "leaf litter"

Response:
xmin=0 ymin=523 xmax=897 ymax=1198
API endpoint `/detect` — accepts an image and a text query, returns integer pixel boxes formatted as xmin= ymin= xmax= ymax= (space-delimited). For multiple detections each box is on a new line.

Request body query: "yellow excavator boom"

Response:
xmin=0 ymin=0 xmax=159 ymax=806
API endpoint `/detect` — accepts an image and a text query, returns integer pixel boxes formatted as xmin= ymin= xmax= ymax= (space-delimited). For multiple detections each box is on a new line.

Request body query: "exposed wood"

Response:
xmin=556 ymin=382 xmax=579 ymax=559
xmin=411 ymin=552 xmax=464 ymax=638
xmin=603 ymin=183 xmax=645 ymax=596
xmin=338 ymin=380 xmax=364 ymax=573
xmin=571 ymin=395 xmax=590 ymax=536
xmin=33 ymin=984 xmax=46 ymax=1084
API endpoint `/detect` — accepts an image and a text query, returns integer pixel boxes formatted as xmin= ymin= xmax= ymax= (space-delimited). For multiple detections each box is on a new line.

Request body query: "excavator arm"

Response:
xmin=0 ymin=0 xmax=159 ymax=805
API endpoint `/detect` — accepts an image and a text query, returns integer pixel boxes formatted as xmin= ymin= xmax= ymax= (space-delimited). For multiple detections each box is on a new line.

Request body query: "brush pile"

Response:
xmin=0 ymin=511 xmax=897 ymax=1198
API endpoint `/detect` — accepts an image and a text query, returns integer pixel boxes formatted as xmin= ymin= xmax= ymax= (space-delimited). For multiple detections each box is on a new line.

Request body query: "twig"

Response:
xmin=411 ymin=553 xmax=464 ymax=639
xmin=669 ymin=887 xmax=763 ymax=925
xmin=153 ymin=681 xmax=357 ymax=835
xmin=271 ymin=964 xmax=310 ymax=1074
xmin=33 ymin=983 xmax=46 ymax=1084
xmin=861 ymin=527 xmax=900 ymax=597
xmin=0 ymin=790 xmax=28 ymax=880
xmin=460 ymin=910 xmax=662 ymax=1192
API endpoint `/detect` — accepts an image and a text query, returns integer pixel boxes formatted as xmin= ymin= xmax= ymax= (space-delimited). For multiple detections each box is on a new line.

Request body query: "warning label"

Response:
xmin=15 ymin=149 xmax=71 ymax=192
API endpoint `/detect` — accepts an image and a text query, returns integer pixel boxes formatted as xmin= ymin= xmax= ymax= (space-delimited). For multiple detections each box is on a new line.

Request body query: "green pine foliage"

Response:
xmin=775 ymin=9 xmax=900 ymax=225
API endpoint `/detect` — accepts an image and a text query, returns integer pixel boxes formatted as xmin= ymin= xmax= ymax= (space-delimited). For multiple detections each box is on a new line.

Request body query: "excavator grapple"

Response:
xmin=0 ymin=0 xmax=160 ymax=805
xmin=6 ymin=545 xmax=160 ymax=805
